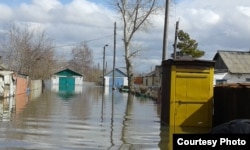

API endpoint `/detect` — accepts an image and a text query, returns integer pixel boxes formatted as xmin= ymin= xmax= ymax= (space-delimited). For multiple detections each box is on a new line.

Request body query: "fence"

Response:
xmin=213 ymin=83 xmax=250 ymax=127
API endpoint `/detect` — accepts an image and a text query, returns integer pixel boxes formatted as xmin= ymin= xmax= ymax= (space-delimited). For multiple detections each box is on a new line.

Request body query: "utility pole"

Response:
xmin=103 ymin=44 xmax=108 ymax=86
xmin=112 ymin=22 xmax=117 ymax=89
xmin=162 ymin=0 xmax=171 ymax=61
xmin=173 ymin=20 xmax=179 ymax=59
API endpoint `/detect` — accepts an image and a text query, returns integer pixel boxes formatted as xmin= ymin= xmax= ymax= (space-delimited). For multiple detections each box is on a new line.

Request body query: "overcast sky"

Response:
xmin=0 ymin=0 xmax=250 ymax=73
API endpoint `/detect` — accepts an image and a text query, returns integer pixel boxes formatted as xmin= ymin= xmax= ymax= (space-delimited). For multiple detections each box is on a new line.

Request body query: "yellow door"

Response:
xmin=173 ymin=72 xmax=212 ymax=127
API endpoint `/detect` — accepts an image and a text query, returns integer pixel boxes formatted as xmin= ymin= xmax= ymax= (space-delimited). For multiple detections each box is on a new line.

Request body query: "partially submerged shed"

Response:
xmin=51 ymin=68 xmax=83 ymax=92
xmin=0 ymin=70 xmax=15 ymax=98
xmin=104 ymin=68 xmax=128 ymax=88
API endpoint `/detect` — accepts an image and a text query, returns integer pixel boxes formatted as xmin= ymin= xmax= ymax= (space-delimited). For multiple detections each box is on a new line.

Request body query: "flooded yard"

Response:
xmin=0 ymin=86 xmax=172 ymax=150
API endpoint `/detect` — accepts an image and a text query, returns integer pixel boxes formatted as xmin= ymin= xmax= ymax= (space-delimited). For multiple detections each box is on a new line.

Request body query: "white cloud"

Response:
xmin=0 ymin=4 xmax=12 ymax=21
xmin=237 ymin=6 xmax=250 ymax=18
xmin=1 ymin=0 xmax=250 ymax=72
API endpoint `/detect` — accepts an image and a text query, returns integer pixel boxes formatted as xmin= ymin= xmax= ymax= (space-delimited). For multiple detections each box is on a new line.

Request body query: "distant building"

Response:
xmin=143 ymin=65 xmax=161 ymax=87
xmin=104 ymin=68 xmax=128 ymax=88
xmin=134 ymin=76 xmax=143 ymax=85
xmin=213 ymin=50 xmax=250 ymax=85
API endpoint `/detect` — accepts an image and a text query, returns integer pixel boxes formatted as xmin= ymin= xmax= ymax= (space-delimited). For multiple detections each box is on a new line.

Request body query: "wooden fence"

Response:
xmin=213 ymin=83 xmax=250 ymax=127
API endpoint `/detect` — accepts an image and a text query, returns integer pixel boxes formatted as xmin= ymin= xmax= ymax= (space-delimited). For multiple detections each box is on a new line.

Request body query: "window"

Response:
xmin=216 ymin=79 xmax=227 ymax=85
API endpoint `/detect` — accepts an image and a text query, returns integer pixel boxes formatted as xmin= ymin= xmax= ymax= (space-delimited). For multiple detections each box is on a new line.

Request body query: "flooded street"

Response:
xmin=0 ymin=86 xmax=170 ymax=150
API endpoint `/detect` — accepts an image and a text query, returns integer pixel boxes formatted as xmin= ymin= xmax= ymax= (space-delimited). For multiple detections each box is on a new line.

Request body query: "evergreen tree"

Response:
xmin=175 ymin=30 xmax=205 ymax=58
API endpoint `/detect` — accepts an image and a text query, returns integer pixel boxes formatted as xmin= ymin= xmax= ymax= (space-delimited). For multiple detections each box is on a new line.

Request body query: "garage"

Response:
xmin=51 ymin=68 xmax=83 ymax=92
xmin=104 ymin=68 xmax=128 ymax=88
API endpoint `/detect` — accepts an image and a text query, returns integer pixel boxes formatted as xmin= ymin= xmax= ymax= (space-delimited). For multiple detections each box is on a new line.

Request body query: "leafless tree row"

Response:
xmin=0 ymin=22 xmax=99 ymax=82
xmin=0 ymin=23 xmax=56 ymax=79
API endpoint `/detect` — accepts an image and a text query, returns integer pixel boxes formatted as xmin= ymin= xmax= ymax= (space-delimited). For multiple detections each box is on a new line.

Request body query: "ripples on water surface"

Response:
xmin=0 ymin=86 xmax=174 ymax=150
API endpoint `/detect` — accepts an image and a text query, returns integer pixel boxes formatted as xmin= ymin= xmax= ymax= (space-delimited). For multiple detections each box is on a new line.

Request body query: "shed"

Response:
xmin=213 ymin=50 xmax=250 ymax=85
xmin=0 ymin=70 xmax=15 ymax=98
xmin=161 ymin=59 xmax=215 ymax=128
xmin=104 ymin=68 xmax=128 ymax=88
xmin=51 ymin=68 xmax=83 ymax=92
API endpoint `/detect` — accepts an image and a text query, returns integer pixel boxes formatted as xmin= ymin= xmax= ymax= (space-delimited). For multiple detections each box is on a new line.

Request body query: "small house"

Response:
xmin=104 ymin=68 xmax=128 ymax=88
xmin=213 ymin=50 xmax=250 ymax=85
xmin=51 ymin=68 xmax=83 ymax=92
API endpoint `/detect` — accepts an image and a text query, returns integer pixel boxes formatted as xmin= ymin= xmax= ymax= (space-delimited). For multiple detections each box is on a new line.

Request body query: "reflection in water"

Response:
xmin=57 ymin=91 xmax=76 ymax=100
xmin=0 ymin=88 xmax=43 ymax=121
xmin=0 ymin=85 xmax=208 ymax=149
xmin=0 ymin=97 xmax=15 ymax=121
xmin=108 ymin=90 xmax=115 ymax=149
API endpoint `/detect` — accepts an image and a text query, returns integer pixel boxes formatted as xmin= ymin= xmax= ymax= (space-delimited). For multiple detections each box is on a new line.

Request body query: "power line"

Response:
xmin=55 ymin=34 xmax=113 ymax=48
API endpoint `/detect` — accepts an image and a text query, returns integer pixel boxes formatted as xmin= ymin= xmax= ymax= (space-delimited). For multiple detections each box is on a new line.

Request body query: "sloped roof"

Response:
xmin=54 ymin=68 xmax=82 ymax=76
xmin=145 ymin=70 xmax=156 ymax=77
xmin=213 ymin=50 xmax=250 ymax=73
xmin=105 ymin=68 xmax=127 ymax=77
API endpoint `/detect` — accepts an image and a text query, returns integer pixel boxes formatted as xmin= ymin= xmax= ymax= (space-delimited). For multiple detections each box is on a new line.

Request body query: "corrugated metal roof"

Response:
xmin=216 ymin=51 xmax=250 ymax=73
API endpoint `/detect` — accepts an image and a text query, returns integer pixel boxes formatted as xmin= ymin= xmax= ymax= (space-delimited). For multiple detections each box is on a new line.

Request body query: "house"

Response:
xmin=51 ymin=68 xmax=83 ymax=93
xmin=0 ymin=70 xmax=16 ymax=98
xmin=143 ymin=65 xmax=161 ymax=87
xmin=213 ymin=50 xmax=250 ymax=85
xmin=104 ymin=68 xmax=128 ymax=88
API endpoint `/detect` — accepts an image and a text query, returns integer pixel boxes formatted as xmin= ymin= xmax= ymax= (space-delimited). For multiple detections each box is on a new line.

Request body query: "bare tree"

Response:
xmin=68 ymin=42 xmax=94 ymax=81
xmin=0 ymin=22 xmax=56 ymax=79
xmin=115 ymin=0 xmax=160 ymax=91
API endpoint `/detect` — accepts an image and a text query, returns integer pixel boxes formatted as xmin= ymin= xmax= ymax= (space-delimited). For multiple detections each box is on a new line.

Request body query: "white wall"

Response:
xmin=30 ymin=80 xmax=42 ymax=90
xmin=74 ymin=76 xmax=83 ymax=85
xmin=51 ymin=75 xmax=83 ymax=85
xmin=214 ymin=72 xmax=250 ymax=85
xmin=225 ymin=73 xmax=250 ymax=83
xmin=123 ymin=77 xmax=128 ymax=86
xmin=214 ymin=73 xmax=228 ymax=85
xmin=104 ymin=76 xmax=109 ymax=86
xmin=0 ymin=73 xmax=16 ymax=98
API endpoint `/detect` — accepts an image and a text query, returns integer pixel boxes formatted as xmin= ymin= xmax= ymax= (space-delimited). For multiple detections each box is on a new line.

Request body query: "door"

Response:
xmin=109 ymin=77 xmax=124 ymax=88
xmin=173 ymin=72 xmax=212 ymax=127
xmin=59 ymin=77 xmax=75 ymax=92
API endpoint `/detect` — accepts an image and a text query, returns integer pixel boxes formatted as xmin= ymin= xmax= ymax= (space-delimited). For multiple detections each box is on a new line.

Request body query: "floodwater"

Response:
xmin=0 ymin=86 xmax=167 ymax=150
xmin=0 ymin=85 xmax=209 ymax=150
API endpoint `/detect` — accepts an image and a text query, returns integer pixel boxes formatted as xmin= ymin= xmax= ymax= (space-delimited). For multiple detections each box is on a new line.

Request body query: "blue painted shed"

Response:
xmin=104 ymin=68 xmax=128 ymax=88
